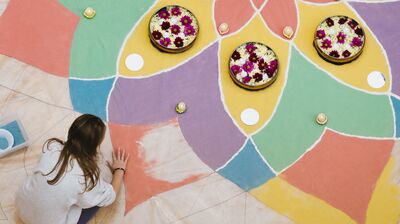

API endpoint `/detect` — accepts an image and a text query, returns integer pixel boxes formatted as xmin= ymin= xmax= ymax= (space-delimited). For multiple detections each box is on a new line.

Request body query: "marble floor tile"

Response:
xmin=13 ymin=62 xmax=72 ymax=110
xmin=0 ymin=86 xmax=11 ymax=111
xmin=173 ymin=192 xmax=246 ymax=224
xmin=0 ymin=55 xmax=26 ymax=89
xmin=152 ymin=172 xmax=244 ymax=223
xmin=0 ymin=0 xmax=9 ymax=16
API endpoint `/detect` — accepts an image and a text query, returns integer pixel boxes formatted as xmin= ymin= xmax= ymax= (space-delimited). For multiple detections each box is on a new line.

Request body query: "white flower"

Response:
xmin=240 ymin=71 xmax=247 ymax=78
xmin=170 ymin=17 xmax=177 ymax=24
xmin=178 ymin=33 xmax=185 ymax=39
xmin=239 ymin=58 xmax=246 ymax=65
xmin=163 ymin=32 xmax=170 ymax=38
xmin=333 ymin=44 xmax=339 ymax=50
xmin=329 ymin=28 xmax=335 ymax=35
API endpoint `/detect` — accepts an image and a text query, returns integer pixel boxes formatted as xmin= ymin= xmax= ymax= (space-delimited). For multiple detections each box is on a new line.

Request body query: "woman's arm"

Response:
xmin=108 ymin=149 xmax=130 ymax=195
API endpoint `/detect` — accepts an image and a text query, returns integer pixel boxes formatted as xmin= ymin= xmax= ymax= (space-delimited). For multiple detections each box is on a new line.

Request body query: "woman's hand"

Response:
xmin=108 ymin=148 xmax=130 ymax=195
xmin=107 ymin=148 xmax=130 ymax=173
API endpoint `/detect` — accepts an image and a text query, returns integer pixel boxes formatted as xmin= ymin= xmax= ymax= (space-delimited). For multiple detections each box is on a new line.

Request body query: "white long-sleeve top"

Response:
xmin=16 ymin=142 xmax=116 ymax=224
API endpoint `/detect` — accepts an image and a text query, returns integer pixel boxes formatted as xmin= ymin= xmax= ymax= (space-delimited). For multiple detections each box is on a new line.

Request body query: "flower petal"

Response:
xmin=214 ymin=0 xmax=254 ymax=35
xmin=260 ymin=0 xmax=298 ymax=40
xmin=0 ymin=0 xmax=79 ymax=77
xmin=350 ymin=1 xmax=400 ymax=96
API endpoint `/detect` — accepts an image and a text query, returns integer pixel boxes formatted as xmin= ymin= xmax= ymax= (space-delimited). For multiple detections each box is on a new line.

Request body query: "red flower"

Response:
xmin=338 ymin=17 xmax=347 ymax=25
xmin=348 ymin=20 xmax=359 ymax=29
xmin=161 ymin=21 xmax=170 ymax=30
xmin=158 ymin=8 xmax=170 ymax=19
xmin=174 ymin=37 xmax=184 ymax=47
xmin=326 ymin=18 xmax=334 ymax=27
xmin=355 ymin=28 xmax=364 ymax=37
xmin=151 ymin=30 xmax=162 ymax=40
xmin=171 ymin=25 xmax=181 ymax=35
xmin=232 ymin=51 xmax=241 ymax=61
xmin=321 ymin=39 xmax=332 ymax=49
xmin=258 ymin=58 xmax=267 ymax=70
xmin=253 ymin=73 xmax=263 ymax=82
xmin=249 ymin=53 xmax=259 ymax=63
xmin=342 ymin=50 xmax=351 ymax=58
xmin=329 ymin=50 xmax=340 ymax=58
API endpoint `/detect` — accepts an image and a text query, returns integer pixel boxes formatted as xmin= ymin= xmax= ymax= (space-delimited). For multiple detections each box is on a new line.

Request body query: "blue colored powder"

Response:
xmin=0 ymin=121 xmax=25 ymax=148
xmin=0 ymin=137 xmax=8 ymax=150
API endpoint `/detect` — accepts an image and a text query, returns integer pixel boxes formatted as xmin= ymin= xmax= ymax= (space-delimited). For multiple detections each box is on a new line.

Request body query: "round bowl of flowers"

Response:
xmin=149 ymin=5 xmax=199 ymax=53
xmin=314 ymin=15 xmax=365 ymax=64
xmin=229 ymin=42 xmax=279 ymax=90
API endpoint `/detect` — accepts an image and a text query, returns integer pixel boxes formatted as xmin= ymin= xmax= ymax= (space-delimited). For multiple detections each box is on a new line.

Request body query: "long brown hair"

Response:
xmin=43 ymin=114 xmax=106 ymax=192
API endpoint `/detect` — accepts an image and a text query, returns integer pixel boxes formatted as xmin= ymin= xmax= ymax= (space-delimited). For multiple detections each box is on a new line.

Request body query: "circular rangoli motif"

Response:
xmin=229 ymin=42 xmax=279 ymax=90
xmin=314 ymin=15 xmax=365 ymax=64
xmin=149 ymin=5 xmax=199 ymax=53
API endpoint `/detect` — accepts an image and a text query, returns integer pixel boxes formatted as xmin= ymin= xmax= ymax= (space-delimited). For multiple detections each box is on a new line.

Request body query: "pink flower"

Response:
xmin=230 ymin=65 xmax=242 ymax=75
xmin=316 ymin=30 xmax=326 ymax=39
xmin=171 ymin=25 xmax=181 ymax=35
xmin=268 ymin=59 xmax=278 ymax=70
xmin=342 ymin=50 xmax=351 ymax=58
xmin=174 ymin=37 xmax=184 ymax=48
xmin=158 ymin=8 xmax=170 ymax=19
xmin=159 ymin=37 xmax=171 ymax=47
xmin=246 ymin=43 xmax=257 ymax=53
xmin=161 ymin=21 xmax=170 ymax=30
xmin=180 ymin=15 xmax=192 ymax=26
xmin=336 ymin=32 xmax=346 ymax=44
xmin=253 ymin=73 xmax=263 ymax=82
xmin=266 ymin=67 xmax=276 ymax=78
xmin=242 ymin=76 xmax=252 ymax=84
xmin=265 ymin=59 xmax=278 ymax=78
xmin=351 ymin=37 xmax=363 ymax=47
xmin=232 ymin=51 xmax=241 ymax=61
xmin=321 ymin=39 xmax=332 ymax=49
xmin=258 ymin=58 xmax=267 ymax=70
xmin=184 ymin=25 xmax=196 ymax=36
xmin=151 ymin=30 xmax=162 ymax=40
xmin=171 ymin=7 xmax=182 ymax=16
xmin=249 ymin=53 xmax=259 ymax=63
xmin=242 ymin=61 xmax=254 ymax=73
